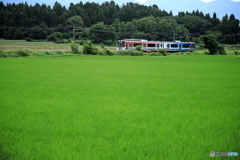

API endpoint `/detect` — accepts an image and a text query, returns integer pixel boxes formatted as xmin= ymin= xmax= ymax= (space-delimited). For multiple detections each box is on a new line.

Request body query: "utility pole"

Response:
xmin=72 ymin=25 xmax=75 ymax=41
xmin=173 ymin=30 xmax=175 ymax=41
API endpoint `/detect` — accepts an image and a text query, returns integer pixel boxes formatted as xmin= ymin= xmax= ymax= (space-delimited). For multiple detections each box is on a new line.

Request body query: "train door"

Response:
xmin=157 ymin=43 xmax=159 ymax=50
xmin=142 ymin=42 xmax=146 ymax=51
xmin=158 ymin=42 xmax=164 ymax=49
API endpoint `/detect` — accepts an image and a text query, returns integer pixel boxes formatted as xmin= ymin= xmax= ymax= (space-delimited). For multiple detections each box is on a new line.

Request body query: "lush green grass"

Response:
xmin=0 ymin=55 xmax=239 ymax=160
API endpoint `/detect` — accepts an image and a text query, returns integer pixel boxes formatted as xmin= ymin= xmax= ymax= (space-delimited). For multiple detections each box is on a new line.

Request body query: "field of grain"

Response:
xmin=0 ymin=39 xmax=116 ymax=51
xmin=0 ymin=55 xmax=239 ymax=160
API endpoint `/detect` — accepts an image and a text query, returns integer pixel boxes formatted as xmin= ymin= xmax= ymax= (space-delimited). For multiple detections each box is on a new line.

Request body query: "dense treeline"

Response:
xmin=0 ymin=1 xmax=239 ymax=44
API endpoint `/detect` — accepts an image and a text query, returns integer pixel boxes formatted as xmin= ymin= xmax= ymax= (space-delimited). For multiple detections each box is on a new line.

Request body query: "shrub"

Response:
xmin=17 ymin=50 xmax=31 ymax=57
xmin=217 ymin=45 xmax=226 ymax=55
xmin=135 ymin=51 xmax=143 ymax=56
xmin=55 ymin=51 xmax=64 ymax=55
xmin=45 ymin=51 xmax=51 ymax=55
xmin=78 ymin=40 xmax=85 ymax=45
xmin=6 ymin=51 xmax=19 ymax=57
xmin=32 ymin=51 xmax=45 ymax=57
xmin=0 ymin=51 xmax=7 ymax=58
xmin=100 ymin=43 xmax=105 ymax=49
xmin=205 ymin=51 xmax=210 ymax=55
xmin=83 ymin=40 xmax=99 ymax=55
xmin=234 ymin=51 xmax=239 ymax=55
xmin=125 ymin=50 xmax=134 ymax=56
xmin=105 ymin=49 xmax=114 ymax=56
xmin=158 ymin=49 xmax=167 ymax=56
xmin=70 ymin=41 xmax=79 ymax=54
xmin=115 ymin=50 xmax=125 ymax=56
xmin=135 ymin=45 xmax=142 ymax=51
xmin=97 ymin=50 xmax=105 ymax=56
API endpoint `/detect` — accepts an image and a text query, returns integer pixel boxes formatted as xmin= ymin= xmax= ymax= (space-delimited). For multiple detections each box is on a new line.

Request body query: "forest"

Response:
xmin=0 ymin=0 xmax=239 ymax=45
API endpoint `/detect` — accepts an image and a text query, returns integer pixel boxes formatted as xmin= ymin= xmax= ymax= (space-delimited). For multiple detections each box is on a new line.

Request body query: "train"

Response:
xmin=116 ymin=39 xmax=196 ymax=52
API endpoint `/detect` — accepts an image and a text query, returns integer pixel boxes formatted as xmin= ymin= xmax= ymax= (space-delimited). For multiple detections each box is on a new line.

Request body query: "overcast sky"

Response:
xmin=3 ymin=0 xmax=240 ymax=19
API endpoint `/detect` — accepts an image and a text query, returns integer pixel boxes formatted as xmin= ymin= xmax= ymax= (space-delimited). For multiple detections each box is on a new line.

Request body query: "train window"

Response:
xmin=148 ymin=44 xmax=156 ymax=47
xmin=161 ymin=44 xmax=163 ymax=47
xmin=143 ymin=44 xmax=146 ymax=47
xmin=182 ymin=44 xmax=190 ymax=48
xmin=171 ymin=44 xmax=178 ymax=48
xmin=157 ymin=44 xmax=159 ymax=47
xmin=122 ymin=42 xmax=125 ymax=47
xmin=134 ymin=43 xmax=142 ymax=47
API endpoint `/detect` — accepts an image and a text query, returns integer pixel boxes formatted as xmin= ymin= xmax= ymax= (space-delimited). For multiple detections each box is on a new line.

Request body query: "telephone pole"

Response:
xmin=72 ymin=25 xmax=75 ymax=41
xmin=173 ymin=30 xmax=175 ymax=41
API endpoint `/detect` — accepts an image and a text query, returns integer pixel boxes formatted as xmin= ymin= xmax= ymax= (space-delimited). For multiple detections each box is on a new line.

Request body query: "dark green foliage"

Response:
xmin=25 ymin=37 xmax=32 ymax=42
xmin=104 ymin=49 xmax=114 ymax=56
xmin=70 ymin=41 xmax=79 ymax=54
xmin=217 ymin=45 xmax=226 ymax=55
xmin=47 ymin=32 xmax=63 ymax=42
xmin=83 ymin=40 xmax=98 ymax=55
xmin=200 ymin=35 xmax=219 ymax=55
xmin=17 ymin=49 xmax=31 ymax=57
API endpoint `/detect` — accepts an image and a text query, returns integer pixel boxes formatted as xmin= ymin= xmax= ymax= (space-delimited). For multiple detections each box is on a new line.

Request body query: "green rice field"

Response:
xmin=0 ymin=55 xmax=240 ymax=159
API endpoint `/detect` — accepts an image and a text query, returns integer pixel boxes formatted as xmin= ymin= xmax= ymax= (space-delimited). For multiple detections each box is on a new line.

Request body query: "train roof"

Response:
xmin=118 ymin=40 xmax=195 ymax=44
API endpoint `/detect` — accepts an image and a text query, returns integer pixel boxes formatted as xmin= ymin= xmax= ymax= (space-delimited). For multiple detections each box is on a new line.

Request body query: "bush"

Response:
xmin=5 ymin=51 xmax=19 ymax=57
xmin=104 ymin=49 xmax=114 ymax=56
xmin=125 ymin=50 xmax=135 ymax=56
xmin=32 ymin=51 xmax=46 ymax=57
xmin=205 ymin=51 xmax=210 ymax=55
xmin=97 ymin=50 xmax=105 ymax=56
xmin=115 ymin=50 xmax=125 ymax=56
xmin=135 ymin=45 xmax=142 ymax=51
xmin=56 ymin=51 xmax=65 ymax=55
xmin=135 ymin=51 xmax=143 ymax=56
xmin=158 ymin=49 xmax=168 ymax=56
xmin=234 ymin=51 xmax=239 ymax=55
xmin=100 ymin=43 xmax=105 ymax=49
xmin=0 ymin=50 xmax=7 ymax=58
xmin=83 ymin=40 xmax=98 ymax=55
xmin=17 ymin=50 xmax=31 ymax=57
xmin=45 ymin=51 xmax=51 ymax=55
xmin=217 ymin=45 xmax=226 ymax=55
xmin=70 ymin=41 xmax=79 ymax=54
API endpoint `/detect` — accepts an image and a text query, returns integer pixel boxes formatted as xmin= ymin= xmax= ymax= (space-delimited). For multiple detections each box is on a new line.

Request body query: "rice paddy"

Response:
xmin=0 ymin=54 xmax=240 ymax=159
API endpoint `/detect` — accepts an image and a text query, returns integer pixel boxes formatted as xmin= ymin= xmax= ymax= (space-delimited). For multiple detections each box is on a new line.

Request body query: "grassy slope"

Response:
xmin=0 ymin=55 xmax=240 ymax=160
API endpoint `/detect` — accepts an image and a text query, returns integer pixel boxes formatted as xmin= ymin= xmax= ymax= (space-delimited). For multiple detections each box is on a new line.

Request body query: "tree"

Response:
xmin=66 ymin=15 xmax=84 ymax=28
xmin=47 ymin=32 xmax=63 ymax=41
xmin=200 ymin=35 xmax=219 ymax=55
xmin=89 ymin=22 xmax=116 ymax=44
